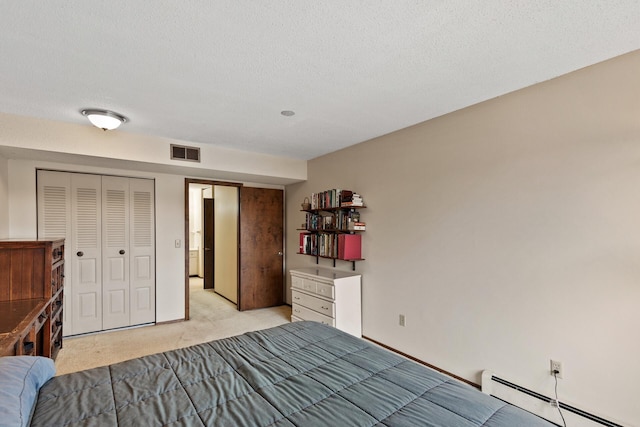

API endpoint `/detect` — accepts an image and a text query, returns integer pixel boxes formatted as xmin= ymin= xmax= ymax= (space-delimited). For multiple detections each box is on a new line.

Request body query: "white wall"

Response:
xmin=0 ymin=153 xmax=8 ymax=238
xmin=188 ymin=187 xmax=202 ymax=252
xmin=0 ymin=111 xmax=306 ymax=185
xmin=8 ymin=159 xmax=186 ymax=323
xmin=285 ymin=51 xmax=640 ymax=426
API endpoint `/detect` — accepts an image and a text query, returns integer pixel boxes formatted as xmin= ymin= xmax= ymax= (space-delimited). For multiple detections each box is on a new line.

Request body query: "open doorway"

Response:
xmin=185 ymin=179 xmax=286 ymax=320
xmin=184 ymin=179 xmax=241 ymax=320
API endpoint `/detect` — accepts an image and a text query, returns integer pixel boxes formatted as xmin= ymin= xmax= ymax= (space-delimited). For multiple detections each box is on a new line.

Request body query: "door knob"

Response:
xmin=76 ymin=251 xmax=84 ymax=257
xmin=119 ymin=249 xmax=125 ymax=255
xmin=277 ymin=251 xmax=283 ymax=256
xmin=204 ymin=248 xmax=211 ymax=251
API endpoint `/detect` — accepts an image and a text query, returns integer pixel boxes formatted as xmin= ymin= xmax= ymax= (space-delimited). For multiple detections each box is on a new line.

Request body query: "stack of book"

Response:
xmin=348 ymin=222 xmax=366 ymax=231
xmin=305 ymin=212 xmax=320 ymax=230
xmin=299 ymin=232 xmax=339 ymax=257
xmin=340 ymin=190 xmax=364 ymax=207
xmin=310 ymin=189 xmax=343 ymax=209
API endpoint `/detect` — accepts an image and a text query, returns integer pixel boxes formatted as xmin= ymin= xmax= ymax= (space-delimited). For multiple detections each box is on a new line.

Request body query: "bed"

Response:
xmin=5 ymin=321 xmax=554 ymax=426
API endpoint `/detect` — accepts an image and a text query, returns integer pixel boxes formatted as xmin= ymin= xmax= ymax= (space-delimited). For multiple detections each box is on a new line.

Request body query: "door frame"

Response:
xmin=184 ymin=178 xmax=242 ymax=320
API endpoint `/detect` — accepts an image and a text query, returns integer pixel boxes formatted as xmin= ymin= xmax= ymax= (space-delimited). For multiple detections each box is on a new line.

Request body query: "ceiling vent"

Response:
xmin=170 ymin=144 xmax=200 ymax=162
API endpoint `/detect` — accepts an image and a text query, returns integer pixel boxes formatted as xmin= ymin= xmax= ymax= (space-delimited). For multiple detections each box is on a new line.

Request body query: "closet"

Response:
xmin=36 ymin=170 xmax=155 ymax=336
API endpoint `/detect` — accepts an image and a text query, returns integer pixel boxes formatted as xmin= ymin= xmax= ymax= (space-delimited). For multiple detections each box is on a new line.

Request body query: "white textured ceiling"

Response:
xmin=1 ymin=1 xmax=639 ymax=160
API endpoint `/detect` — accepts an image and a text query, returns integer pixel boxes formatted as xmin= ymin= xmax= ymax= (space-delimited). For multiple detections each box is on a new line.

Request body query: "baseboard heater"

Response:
xmin=481 ymin=371 xmax=624 ymax=427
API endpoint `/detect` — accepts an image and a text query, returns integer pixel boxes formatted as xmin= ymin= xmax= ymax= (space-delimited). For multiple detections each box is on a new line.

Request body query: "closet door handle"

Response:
xmin=119 ymin=249 xmax=125 ymax=255
xmin=77 ymin=251 xmax=84 ymax=257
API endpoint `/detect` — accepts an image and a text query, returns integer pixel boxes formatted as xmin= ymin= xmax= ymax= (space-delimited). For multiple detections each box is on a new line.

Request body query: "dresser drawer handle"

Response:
xmin=321 ymin=306 xmax=329 ymax=310
xmin=294 ymin=309 xmax=300 ymax=313
xmin=294 ymin=296 xmax=300 ymax=300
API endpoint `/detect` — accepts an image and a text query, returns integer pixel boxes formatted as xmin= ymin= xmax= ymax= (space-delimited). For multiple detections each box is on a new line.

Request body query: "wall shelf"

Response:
xmin=298 ymin=190 xmax=366 ymax=271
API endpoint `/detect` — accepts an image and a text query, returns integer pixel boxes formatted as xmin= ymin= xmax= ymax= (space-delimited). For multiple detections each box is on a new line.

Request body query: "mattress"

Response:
xmin=31 ymin=321 xmax=553 ymax=426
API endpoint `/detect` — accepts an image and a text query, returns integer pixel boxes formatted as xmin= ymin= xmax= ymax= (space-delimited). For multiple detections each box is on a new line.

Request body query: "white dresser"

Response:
xmin=290 ymin=267 xmax=362 ymax=337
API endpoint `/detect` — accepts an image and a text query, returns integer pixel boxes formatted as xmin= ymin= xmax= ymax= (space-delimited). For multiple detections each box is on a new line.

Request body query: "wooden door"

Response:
xmin=239 ymin=187 xmax=284 ymax=311
xmin=203 ymin=198 xmax=214 ymax=289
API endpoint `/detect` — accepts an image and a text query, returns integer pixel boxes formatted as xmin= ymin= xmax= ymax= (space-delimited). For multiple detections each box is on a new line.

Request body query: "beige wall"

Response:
xmin=0 ymin=153 xmax=8 ymax=237
xmin=285 ymin=50 xmax=640 ymax=425
xmin=213 ymin=185 xmax=239 ymax=303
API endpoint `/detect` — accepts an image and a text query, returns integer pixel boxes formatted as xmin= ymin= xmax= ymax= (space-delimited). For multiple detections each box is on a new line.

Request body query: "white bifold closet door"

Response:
xmin=37 ymin=170 xmax=155 ymax=336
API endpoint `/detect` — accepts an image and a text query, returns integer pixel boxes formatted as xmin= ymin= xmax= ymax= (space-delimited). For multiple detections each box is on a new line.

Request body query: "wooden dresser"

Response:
xmin=0 ymin=239 xmax=65 ymax=359
xmin=290 ymin=267 xmax=362 ymax=337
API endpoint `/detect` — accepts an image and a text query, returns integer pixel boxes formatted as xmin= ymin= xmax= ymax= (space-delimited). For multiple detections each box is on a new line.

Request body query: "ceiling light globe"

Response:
xmin=81 ymin=109 xmax=128 ymax=131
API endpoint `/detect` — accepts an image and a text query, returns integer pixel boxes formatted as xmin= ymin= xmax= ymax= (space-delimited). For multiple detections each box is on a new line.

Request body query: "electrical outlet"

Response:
xmin=399 ymin=314 xmax=406 ymax=327
xmin=550 ymin=359 xmax=563 ymax=379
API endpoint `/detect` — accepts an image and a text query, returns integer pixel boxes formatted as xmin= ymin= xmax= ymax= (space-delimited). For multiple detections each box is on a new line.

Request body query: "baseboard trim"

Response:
xmin=156 ymin=318 xmax=185 ymax=326
xmin=362 ymin=335 xmax=480 ymax=390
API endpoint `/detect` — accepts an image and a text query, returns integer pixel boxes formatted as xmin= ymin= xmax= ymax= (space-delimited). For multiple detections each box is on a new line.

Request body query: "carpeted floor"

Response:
xmin=54 ymin=278 xmax=291 ymax=375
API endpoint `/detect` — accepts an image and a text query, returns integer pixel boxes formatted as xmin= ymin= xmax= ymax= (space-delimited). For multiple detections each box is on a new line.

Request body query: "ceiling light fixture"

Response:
xmin=81 ymin=109 xmax=128 ymax=131
xmin=281 ymin=110 xmax=295 ymax=117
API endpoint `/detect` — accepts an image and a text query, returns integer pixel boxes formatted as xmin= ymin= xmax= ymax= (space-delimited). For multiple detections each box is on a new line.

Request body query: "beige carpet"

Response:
xmin=54 ymin=278 xmax=291 ymax=375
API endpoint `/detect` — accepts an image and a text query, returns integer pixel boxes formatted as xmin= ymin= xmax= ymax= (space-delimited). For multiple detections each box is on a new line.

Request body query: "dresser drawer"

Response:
xmin=292 ymin=276 xmax=334 ymax=300
xmin=315 ymin=282 xmax=335 ymax=299
xmin=292 ymin=290 xmax=335 ymax=318
xmin=292 ymin=276 xmax=317 ymax=293
xmin=291 ymin=303 xmax=335 ymax=327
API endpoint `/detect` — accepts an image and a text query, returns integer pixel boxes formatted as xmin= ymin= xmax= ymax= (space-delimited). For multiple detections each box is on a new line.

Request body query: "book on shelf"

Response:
xmin=311 ymin=189 xmax=344 ymax=209
xmin=309 ymin=189 xmax=365 ymax=209
xmin=341 ymin=192 xmax=363 ymax=207
xmin=338 ymin=234 xmax=362 ymax=260
xmin=340 ymin=190 xmax=353 ymax=204
xmin=348 ymin=222 xmax=366 ymax=231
